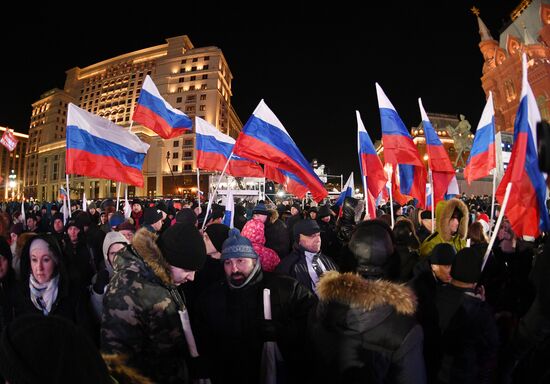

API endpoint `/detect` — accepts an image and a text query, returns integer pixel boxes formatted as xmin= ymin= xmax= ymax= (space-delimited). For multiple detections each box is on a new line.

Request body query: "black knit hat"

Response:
xmin=205 ymin=223 xmax=230 ymax=253
xmin=158 ymin=223 xmax=206 ymax=271
xmin=317 ymin=205 xmax=331 ymax=219
xmin=451 ymin=247 xmax=483 ymax=283
xmin=176 ymin=208 xmax=198 ymax=226
xmin=0 ymin=237 xmax=12 ymax=264
xmin=429 ymin=243 xmax=456 ymax=265
xmin=0 ymin=314 xmax=112 ymax=383
xmin=420 ymin=210 xmax=433 ymax=220
xmin=143 ymin=207 xmax=164 ymax=226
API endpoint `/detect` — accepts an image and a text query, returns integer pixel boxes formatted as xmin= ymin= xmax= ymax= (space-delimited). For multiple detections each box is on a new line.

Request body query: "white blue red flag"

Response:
xmin=419 ymin=98 xmax=456 ymax=207
xmin=233 ymin=100 xmax=327 ymax=202
xmin=376 ymin=83 xmax=426 ymax=208
xmin=195 ymin=117 xmax=263 ymax=177
xmin=66 ymin=104 xmax=150 ymax=187
xmin=335 ymin=172 xmax=355 ymax=208
xmin=264 ymin=165 xmax=309 ymax=199
xmin=223 ymin=190 xmax=235 ymax=228
xmin=133 ymin=75 xmax=192 ymax=139
xmin=495 ymin=53 xmax=550 ymax=237
xmin=464 ymin=92 xmax=496 ymax=184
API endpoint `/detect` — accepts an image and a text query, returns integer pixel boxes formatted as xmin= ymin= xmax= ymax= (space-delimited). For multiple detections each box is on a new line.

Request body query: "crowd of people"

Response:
xmin=0 ymin=191 xmax=548 ymax=383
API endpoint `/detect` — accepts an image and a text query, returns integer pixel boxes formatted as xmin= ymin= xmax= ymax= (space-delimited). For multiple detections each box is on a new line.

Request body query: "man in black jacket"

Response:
xmin=195 ymin=228 xmax=316 ymax=384
xmin=275 ymin=219 xmax=338 ymax=295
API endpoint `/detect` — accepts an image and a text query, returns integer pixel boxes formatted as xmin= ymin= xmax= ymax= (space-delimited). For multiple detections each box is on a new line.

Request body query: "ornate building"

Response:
xmin=0 ymin=126 xmax=28 ymax=200
xmin=474 ymin=0 xmax=550 ymax=133
xmin=25 ymin=35 xmax=241 ymax=201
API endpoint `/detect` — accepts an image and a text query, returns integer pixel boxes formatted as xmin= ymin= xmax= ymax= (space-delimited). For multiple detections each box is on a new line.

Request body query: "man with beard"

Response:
xmin=195 ymin=228 xmax=316 ymax=383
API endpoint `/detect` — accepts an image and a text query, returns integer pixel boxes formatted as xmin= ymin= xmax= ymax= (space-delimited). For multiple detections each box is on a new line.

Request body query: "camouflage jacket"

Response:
xmin=101 ymin=228 xmax=188 ymax=383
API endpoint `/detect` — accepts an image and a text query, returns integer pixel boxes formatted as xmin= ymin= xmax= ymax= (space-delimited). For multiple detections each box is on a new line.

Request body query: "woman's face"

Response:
xmin=30 ymin=245 xmax=55 ymax=284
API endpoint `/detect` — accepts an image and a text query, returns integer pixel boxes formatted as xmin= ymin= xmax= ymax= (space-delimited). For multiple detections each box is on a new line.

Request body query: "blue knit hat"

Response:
xmin=221 ymin=228 xmax=258 ymax=260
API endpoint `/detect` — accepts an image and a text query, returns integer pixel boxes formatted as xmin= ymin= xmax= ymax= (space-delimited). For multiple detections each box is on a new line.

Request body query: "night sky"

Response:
xmin=1 ymin=2 xmax=520 ymax=180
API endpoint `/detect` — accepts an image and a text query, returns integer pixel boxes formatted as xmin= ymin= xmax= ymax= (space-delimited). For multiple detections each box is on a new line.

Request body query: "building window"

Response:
xmin=184 ymin=140 xmax=193 ymax=146
xmin=202 ymin=74 xmax=208 ymax=80
xmin=180 ymin=68 xmax=185 ymax=73
xmin=199 ymin=105 xmax=206 ymax=111
xmin=181 ymin=59 xmax=186 ymax=64
xmin=184 ymin=164 xmax=192 ymax=171
xmin=200 ymin=94 xmax=207 ymax=100
xmin=190 ymin=75 xmax=196 ymax=81
xmin=172 ymin=165 xmax=179 ymax=172
xmin=204 ymin=56 xmax=209 ymax=61
xmin=189 ymin=85 xmax=195 ymax=91
xmin=172 ymin=152 xmax=179 ymax=159
xmin=179 ymin=78 xmax=184 ymax=83
xmin=191 ymin=66 xmax=197 ymax=71
xmin=203 ymin=65 xmax=209 ymax=70
xmin=192 ymin=58 xmax=198 ymax=62
xmin=173 ymin=141 xmax=179 ymax=147
xmin=201 ymin=84 xmax=207 ymax=90
xmin=176 ymin=97 xmax=182 ymax=103
xmin=184 ymin=151 xmax=192 ymax=158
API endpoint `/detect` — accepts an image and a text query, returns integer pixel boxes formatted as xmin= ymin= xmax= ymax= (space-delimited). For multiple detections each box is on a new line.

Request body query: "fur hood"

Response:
xmin=317 ymin=271 xmax=416 ymax=315
xmin=124 ymin=228 xmax=173 ymax=286
xmin=102 ymin=354 xmax=154 ymax=384
xmin=435 ymin=198 xmax=468 ymax=242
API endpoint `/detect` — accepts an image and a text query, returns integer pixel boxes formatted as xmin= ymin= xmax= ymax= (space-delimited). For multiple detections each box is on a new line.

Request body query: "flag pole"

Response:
xmin=201 ymin=153 xmax=233 ymax=230
xmin=429 ymin=169 xmax=435 ymax=234
xmin=482 ymin=182 xmax=512 ymax=271
xmin=384 ymin=164 xmax=394 ymax=228
xmin=116 ymin=182 xmax=121 ymax=212
xmin=363 ymin=175 xmax=369 ymax=219
xmin=489 ymin=168 xmax=497 ymax=235
xmin=196 ymin=168 xmax=201 ymax=205
xmin=66 ymin=174 xmax=72 ymax=218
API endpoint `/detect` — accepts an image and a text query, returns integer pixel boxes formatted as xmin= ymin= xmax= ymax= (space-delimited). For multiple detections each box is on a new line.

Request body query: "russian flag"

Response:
xmin=376 ymin=83 xmax=426 ymax=208
xmin=496 ymin=54 xmax=550 ymax=237
xmin=264 ymin=165 xmax=309 ymax=199
xmin=132 ymin=75 xmax=192 ymax=139
xmin=464 ymin=92 xmax=496 ymax=184
xmin=223 ymin=190 xmax=235 ymax=228
xmin=66 ymin=104 xmax=150 ymax=187
xmin=335 ymin=172 xmax=355 ymax=208
xmin=357 ymin=111 xmax=387 ymax=208
xmin=195 ymin=117 xmax=263 ymax=177
xmin=233 ymin=100 xmax=328 ymax=202
xmin=419 ymin=98 xmax=456 ymax=207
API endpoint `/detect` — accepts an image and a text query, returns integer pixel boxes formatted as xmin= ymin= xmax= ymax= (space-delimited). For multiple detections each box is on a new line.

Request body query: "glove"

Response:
xmin=259 ymin=319 xmax=278 ymax=342
xmin=93 ymin=269 xmax=110 ymax=294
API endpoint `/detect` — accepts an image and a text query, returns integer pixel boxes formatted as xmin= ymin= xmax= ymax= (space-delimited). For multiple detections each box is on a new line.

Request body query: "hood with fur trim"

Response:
xmin=435 ymin=198 xmax=468 ymax=242
xmin=317 ymin=270 xmax=416 ymax=315
xmin=115 ymin=227 xmax=173 ymax=286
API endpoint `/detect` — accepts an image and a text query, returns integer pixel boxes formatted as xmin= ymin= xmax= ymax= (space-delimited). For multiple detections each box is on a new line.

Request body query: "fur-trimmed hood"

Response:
xmin=102 ymin=354 xmax=154 ymax=384
xmin=435 ymin=198 xmax=468 ymax=242
xmin=317 ymin=271 xmax=416 ymax=315
xmin=115 ymin=228 xmax=173 ymax=286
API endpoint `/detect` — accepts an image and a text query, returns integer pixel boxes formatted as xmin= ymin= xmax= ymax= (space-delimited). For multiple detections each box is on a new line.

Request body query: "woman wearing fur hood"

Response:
xmin=100 ymin=224 xmax=207 ymax=383
xmin=308 ymin=220 xmax=426 ymax=383
xmin=419 ymin=198 xmax=469 ymax=259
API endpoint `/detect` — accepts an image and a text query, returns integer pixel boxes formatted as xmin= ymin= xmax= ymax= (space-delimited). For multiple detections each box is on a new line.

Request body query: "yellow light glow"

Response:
xmin=423 ymin=154 xmax=429 ymax=161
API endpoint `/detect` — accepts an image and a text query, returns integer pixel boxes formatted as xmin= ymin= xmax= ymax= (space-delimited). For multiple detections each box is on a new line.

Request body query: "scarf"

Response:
xmin=29 ymin=274 xmax=59 ymax=315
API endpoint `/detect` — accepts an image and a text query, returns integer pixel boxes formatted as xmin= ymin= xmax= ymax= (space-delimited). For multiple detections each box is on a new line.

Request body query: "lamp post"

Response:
xmin=8 ymin=170 xmax=16 ymax=201
xmin=166 ymin=151 xmax=178 ymax=198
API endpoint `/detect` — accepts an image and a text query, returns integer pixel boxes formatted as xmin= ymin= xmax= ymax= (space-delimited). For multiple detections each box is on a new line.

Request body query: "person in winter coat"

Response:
xmin=195 ymin=228 xmax=316 ymax=384
xmin=275 ymin=219 xmax=338 ymax=295
xmin=90 ymin=231 xmax=129 ymax=321
xmin=309 ymin=219 xmax=426 ymax=384
xmin=435 ymin=247 xmax=499 ymax=383
xmin=0 ymin=237 xmax=18 ymax=333
xmin=101 ymin=224 xmax=207 ymax=383
xmin=241 ymin=203 xmax=280 ymax=272
xmin=264 ymin=209 xmax=290 ymax=259
xmin=393 ymin=217 xmax=421 ymax=282
xmin=336 ymin=196 xmax=364 ymax=245
xmin=16 ymin=235 xmax=93 ymax=333
xmin=419 ymin=198 xmax=468 ymax=258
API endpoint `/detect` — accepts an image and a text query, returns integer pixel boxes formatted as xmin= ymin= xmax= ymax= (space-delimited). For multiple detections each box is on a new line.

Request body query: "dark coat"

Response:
xmin=275 ymin=243 xmax=338 ymax=294
xmin=309 ymin=271 xmax=426 ymax=384
xmin=0 ymin=270 xmax=18 ymax=333
xmin=195 ymin=267 xmax=317 ymax=384
xmin=435 ymin=284 xmax=499 ymax=384
xmin=265 ymin=217 xmax=290 ymax=259
xmin=101 ymin=228 xmax=190 ymax=383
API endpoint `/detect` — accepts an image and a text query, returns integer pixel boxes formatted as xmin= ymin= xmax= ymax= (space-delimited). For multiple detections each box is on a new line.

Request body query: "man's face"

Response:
xmin=107 ymin=243 xmax=126 ymax=267
xmin=290 ymin=207 xmax=299 ymax=216
xmin=431 ymin=264 xmax=452 ymax=283
xmin=299 ymin=232 xmax=321 ymax=253
xmin=132 ymin=204 xmax=142 ymax=214
xmin=0 ymin=255 xmax=9 ymax=280
xmin=119 ymin=230 xmax=134 ymax=243
xmin=67 ymin=226 xmax=80 ymax=243
xmin=321 ymin=216 xmax=330 ymax=223
xmin=170 ymin=266 xmax=195 ymax=286
xmin=53 ymin=219 xmax=64 ymax=233
xmin=151 ymin=219 xmax=163 ymax=231
xmin=26 ymin=218 xmax=37 ymax=230
xmin=421 ymin=218 xmax=433 ymax=231
xmin=223 ymin=258 xmax=256 ymax=286
xmin=449 ymin=217 xmax=459 ymax=234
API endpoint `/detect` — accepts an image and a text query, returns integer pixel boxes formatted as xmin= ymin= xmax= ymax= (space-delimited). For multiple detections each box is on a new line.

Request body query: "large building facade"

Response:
xmin=0 ymin=127 xmax=28 ymax=200
xmin=475 ymin=0 xmax=550 ymax=133
xmin=25 ymin=35 xmax=241 ymax=201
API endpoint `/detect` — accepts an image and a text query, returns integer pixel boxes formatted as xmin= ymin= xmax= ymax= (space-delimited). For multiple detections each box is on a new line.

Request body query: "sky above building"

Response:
xmin=1 ymin=2 xmax=522 ymax=179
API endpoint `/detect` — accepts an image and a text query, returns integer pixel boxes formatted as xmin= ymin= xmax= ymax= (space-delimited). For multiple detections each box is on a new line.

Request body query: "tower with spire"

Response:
xmin=473 ymin=0 xmax=550 ymax=133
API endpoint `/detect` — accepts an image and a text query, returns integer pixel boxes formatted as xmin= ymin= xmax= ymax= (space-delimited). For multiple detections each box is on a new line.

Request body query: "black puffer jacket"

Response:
xmin=336 ymin=197 xmax=363 ymax=244
xmin=309 ymin=271 xmax=426 ymax=384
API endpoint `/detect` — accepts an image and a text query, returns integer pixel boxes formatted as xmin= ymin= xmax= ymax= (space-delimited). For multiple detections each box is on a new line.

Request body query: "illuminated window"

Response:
xmin=173 ymin=152 xmax=179 ymax=159
xmin=172 ymin=165 xmax=178 ymax=172
xmin=176 ymin=97 xmax=182 ymax=103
